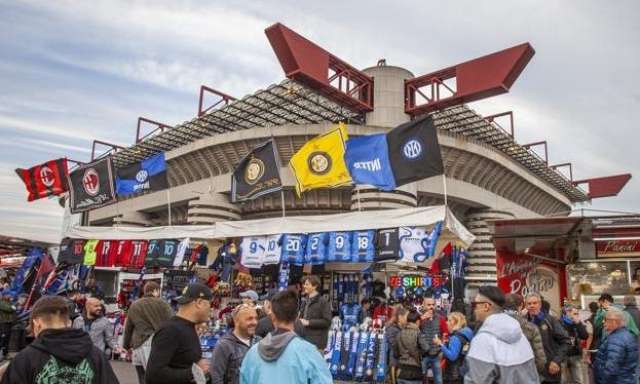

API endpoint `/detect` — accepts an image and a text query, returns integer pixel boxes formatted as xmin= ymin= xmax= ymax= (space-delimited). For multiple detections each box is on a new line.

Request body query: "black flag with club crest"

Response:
xmin=67 ymin=157 xmax=116 ymax=213
xmin=231 ymin=140 xmax=283 ymax=202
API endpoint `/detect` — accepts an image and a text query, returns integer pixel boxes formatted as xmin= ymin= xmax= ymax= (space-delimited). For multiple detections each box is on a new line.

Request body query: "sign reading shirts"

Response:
xmin=15 ymin=158 xmax=69 ymax=201
xmin=67 ymin=157 xmax=116 ymax=213
xmin=386 ymin=115 xmax=444 ymax=187
xmin=344 ymin=134 xmax=396 ymax=191
xmin=231 ymin=140 xmax=283 ymax=202
xmin=115 ymin=153 xmax=168 ymax=196
xmin=289 ymin=123 xmax=352 ymax=196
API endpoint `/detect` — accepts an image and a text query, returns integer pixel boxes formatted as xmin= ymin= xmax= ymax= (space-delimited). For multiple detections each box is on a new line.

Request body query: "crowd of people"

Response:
xmin=0 ymin=273 xmax=637 ymax=383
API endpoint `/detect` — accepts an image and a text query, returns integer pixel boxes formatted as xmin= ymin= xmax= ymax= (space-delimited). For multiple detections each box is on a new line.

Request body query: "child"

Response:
xmin=433 ymin=311 xmax=473 ymax=384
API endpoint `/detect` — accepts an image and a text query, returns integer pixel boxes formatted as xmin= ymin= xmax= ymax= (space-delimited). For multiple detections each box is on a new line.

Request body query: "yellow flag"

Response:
xmin=289 ymin=123 xmax=352 ymax=196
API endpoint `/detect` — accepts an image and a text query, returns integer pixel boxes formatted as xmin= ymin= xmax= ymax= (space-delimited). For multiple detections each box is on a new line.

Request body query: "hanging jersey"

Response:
xmin=95 ymin=240 xmax=117 ymax=267
xmin=145 ymin=240 xmax=161 ymax=267
xmin=173 ymin=238 xmax=190 ymax=267
xmin=158 ymin=239 xmax=180 ymax=267
xmin=263 ymin=234 xmax=282 ymax=265
xmin=399 ymin=226 xmax=429 ymax=263
xmin=127 ymin=240 xmax=148 ymax=268
xmin=305 ymin=233 xmax=328 ymax=265
xmin=83 ymin=240 xmax=99 ymax=266
xmin=327 ymin=232 xmax=351 ymax=262
xmin=425 ymin=221 xmax=443 ymax=258
xmin=351 ymin=230 xmax=375 ymax=263
xmin=113 ymin=240 xmax=132 ymax=267
xmin=281 ymin=234 xmax=307 ymax=265
xmin=240 ymin=236 xmax=266 ymax=269
xmin=376 ymin=228 xmax=400 ymax=262
xmin=58 ymin=239 xmax=86 ymax=265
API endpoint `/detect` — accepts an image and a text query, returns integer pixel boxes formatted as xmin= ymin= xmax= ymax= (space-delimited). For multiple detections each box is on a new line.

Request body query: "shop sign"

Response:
xmin=388 ymin=275 xmax=431 ymax=288
xmin=497 ymin=251 xmax=538 ymax=295
xmin=596 ymin=240 xmax=640 ymax=258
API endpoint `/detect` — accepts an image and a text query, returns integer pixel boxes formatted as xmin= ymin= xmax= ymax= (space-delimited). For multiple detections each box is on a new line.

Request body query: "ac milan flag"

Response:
xmin=15 ymin=158 xmax=69 ymax=201
xmin=67 ymin=157 xmax=116 ymax=213
xmin=386 ymin=115 xmax=444 ymax=187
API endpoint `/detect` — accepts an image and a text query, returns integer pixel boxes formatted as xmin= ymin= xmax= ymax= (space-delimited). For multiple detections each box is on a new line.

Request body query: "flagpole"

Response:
xmin=442 ymin=174 xmax=448 ymax=208
xmin=280 ymin=190 xmax=286 ymax=218
xmin=167 ymin=189 xmax=172 ymax=226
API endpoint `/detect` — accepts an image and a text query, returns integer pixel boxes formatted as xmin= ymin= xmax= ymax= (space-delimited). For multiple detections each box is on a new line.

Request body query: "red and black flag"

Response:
xmin=15 ymin=158 xmax=69 ymax=201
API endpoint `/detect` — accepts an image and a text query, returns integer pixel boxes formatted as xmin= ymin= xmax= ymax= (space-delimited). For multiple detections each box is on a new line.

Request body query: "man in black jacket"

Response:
xmin=525 ymin=293 xmax=572 ymax=384
xmin=209 ymin=303 xmax=260 ymax=384
xmin=145 ymin=283 xmax=212 ymax=384
xmin=299 ymin=275 xmax=331 ymax=350
xmin=1 ymin=295 xmax=119 ymax=384
xmin=560 ymin=304 xmax=588 ymax=383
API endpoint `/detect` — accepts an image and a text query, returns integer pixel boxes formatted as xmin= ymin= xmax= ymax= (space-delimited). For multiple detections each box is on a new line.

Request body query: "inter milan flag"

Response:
xmin=67 ymin=157 xmax=116 ymax=213
xmin=231 ymin=140 xmax=282 ymax=202
xmin=386 ymin=115 xmax=444 ymax=187
xmin=116 ymin=152 xmax=168 ymax=196
xmin=15 ymin=158 xmax=69 ymax=201
xmin=290 ymin=123 xmax=352 ymax=196
xmin=344 ymin=134 xmax=396 ymax=191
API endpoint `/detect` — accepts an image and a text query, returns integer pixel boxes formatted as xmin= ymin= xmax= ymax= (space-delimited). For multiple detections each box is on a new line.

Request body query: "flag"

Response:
xmin=344 ymin=134 xmax=396 ymax=191
xmin=231 ymin=140 xmax=282 ymax=202
xmin=386 ymin=115 xmax=444 ymax=187
xmin=15 ymin=158 xmax=69 ymax=201
xmin=67 ymin=157 xmax=116 ymax=213
xmin=115 ymin=152 xmax=168 ymax=196
xmin=289 ymin=123 xmax=352 ymax=196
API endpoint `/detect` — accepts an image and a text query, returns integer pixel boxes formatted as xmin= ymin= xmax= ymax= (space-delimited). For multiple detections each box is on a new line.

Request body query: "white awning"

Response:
xmin=63 ymin=205 xmax=475 ymax=246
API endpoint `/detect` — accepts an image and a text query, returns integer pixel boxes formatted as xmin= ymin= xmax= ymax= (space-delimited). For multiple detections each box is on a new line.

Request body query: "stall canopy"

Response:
xmin=63 ymin=205 xmax=475 ymax=246
xmin=489 ymin=217 xmax=585 ymax=263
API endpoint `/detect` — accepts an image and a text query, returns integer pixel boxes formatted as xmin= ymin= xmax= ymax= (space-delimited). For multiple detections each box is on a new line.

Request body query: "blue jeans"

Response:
xmin=422 ymin=355 xmax=443 ymax=384
xmin=398 ymin=380 xmax=422 ymax=384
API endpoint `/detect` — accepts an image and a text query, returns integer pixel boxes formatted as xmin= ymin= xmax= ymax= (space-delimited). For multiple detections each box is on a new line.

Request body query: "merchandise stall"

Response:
xmin=61 ymin=205 xmax=474 ymax=382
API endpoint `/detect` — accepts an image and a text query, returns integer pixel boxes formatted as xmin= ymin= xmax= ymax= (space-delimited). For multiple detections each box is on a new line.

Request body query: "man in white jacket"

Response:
xmin=465 ymin=286 xmax=540 ymax=384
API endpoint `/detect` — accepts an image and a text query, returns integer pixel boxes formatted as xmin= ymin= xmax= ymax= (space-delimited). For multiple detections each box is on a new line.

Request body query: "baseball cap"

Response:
xmin=176 ymin=283 xmax=213 ymax=304
xmin=478 ymin=285 xmax=506 ymax=307
xmin=239 ymin=290 xmax=259 ymax=302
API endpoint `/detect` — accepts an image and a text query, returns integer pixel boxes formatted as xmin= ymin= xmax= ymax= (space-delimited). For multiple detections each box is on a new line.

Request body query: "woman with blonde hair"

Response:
xmin=433 ymin=311 xmax=473 ymax=384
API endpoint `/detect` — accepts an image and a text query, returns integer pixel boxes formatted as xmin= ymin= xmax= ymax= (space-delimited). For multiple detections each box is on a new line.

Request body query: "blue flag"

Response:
xmin=116 ymin=153 xmax=168 ymax=196
xmin=344 ymin=134 xmax=396 ymax=191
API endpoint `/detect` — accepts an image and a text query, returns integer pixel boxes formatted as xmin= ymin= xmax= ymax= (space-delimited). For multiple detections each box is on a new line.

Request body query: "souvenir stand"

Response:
xmin=63 ymin=205 xmax=474 ymax=382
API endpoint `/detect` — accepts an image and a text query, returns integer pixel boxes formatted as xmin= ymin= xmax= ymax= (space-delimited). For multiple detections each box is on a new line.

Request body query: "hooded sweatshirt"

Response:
xmin=239 ymin=328 xmax=332 ymax=384
xmin=0 ymin=328 xmax=119 ymax=384
xmin=465 ymin=313 xmax=539 ymax=384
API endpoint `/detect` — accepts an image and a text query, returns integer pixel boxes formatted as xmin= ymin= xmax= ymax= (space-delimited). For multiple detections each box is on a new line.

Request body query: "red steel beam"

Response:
xmin=198 ymin=86 xmax=236 ymax=117
xmin=265 ymin=22 xmax=373 ymax=113
xmin=484 ymin=111 xmax=514 ymax=137
xmin=136 ymin=117 xmax=173 ymax=143
xmin=522 ymin=140 xmax=548 ymax=165
xmin=550 ymin=162 xmax=573 ymax=182
xmin=573 ymin=174 xmax=632 ymax=199
xmin=405 ymin=43 xmax=535 ymax=115
xmin=91 ymin=140 xmax=125 ymax=161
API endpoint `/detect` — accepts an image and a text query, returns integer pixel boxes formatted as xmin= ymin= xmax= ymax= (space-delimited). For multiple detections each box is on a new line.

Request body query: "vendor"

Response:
xmin=299 ymin=275 xmax=331 ymax=351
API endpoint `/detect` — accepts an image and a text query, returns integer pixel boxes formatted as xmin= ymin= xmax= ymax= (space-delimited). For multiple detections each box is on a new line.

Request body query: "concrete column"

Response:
xmin=112 ymin=211 xmax=151 ymax=227
xmin=362 ymin=63 xmax=413 ymax=128
xmin=350 ymin=183 xmax=417 ymax=211
xmin=187 ymin=193 xmax=241 ymax=225
xmin=464 ymin=209 xmax=516 ymax=289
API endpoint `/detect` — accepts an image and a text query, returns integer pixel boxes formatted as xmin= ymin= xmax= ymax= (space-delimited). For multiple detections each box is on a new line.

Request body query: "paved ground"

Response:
xmin=112 ymin=360 xmax=138 ymax=384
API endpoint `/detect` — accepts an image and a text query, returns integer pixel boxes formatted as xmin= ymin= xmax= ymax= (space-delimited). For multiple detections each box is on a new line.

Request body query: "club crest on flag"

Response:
xmin=40 ymin=166 xmax=55 ymax=187
xmin=15 ymin=158 xmax=69 ymax=202
xmin=308 ymin=151 xmax=332 ymax=175
xmin=82 ymin=168 xmax=100 ymax=196
xmin=402 ymin=138 xmax=424 ymax=160
xmin=244 ymin=157 xmax=265 ymax=185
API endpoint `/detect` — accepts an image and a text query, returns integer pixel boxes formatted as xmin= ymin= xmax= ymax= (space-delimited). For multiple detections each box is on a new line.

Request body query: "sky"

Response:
xmin=1 ymin=0 xmax=638 ymax=243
